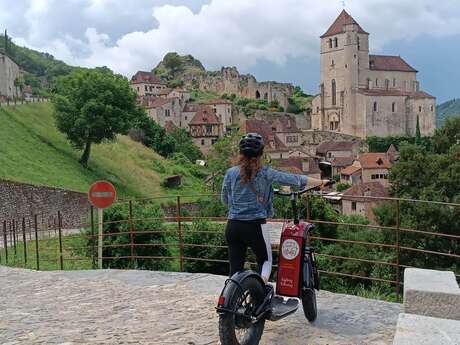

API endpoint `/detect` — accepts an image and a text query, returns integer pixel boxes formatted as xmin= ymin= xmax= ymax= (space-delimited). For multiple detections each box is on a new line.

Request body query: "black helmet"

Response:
xmin=239 ymin=133 xmax=264 ymax=157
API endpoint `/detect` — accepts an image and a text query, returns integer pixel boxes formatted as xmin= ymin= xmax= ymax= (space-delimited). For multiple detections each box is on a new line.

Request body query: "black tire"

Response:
xmin=301 ymin=288 xmax=317 ymax=322
xmin=219 ymin=276 xmax=266 ymax=345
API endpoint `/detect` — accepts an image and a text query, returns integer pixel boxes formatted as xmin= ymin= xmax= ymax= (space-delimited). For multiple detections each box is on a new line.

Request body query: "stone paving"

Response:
xmin=0 ymin=267 xmax=402 ymax=345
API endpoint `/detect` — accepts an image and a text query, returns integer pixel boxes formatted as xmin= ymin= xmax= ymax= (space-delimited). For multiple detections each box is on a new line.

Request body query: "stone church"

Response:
xmin=311 ymin=10 xmax=436 ymax=138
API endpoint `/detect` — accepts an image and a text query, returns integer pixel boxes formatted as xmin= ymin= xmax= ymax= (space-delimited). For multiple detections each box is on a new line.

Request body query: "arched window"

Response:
xmin=329 ymin=39 xmax=333 ymax=48
xmin=331 ymin=79 xmax=337 ymax=106
xmin=255 ymin=90 xmax=260 ymax=99
xmin=430 ymin=105 xmax=434 ymax=112
xmin=392 ymin=102 xmax=396 ymax=113
xmin=373 ymin=101 xmax=378 ymax=112
xmin=385 ymin=79 xmax=390 ymax=90
xmin=419 ymin=106 xmax=422 ymax=112
xmin=334 ymin=37 xmax=338 ymax=47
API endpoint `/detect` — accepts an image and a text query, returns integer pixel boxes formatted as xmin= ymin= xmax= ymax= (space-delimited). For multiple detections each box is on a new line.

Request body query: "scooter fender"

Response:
xmin=217 ymin=270 xmax=265 ymax=312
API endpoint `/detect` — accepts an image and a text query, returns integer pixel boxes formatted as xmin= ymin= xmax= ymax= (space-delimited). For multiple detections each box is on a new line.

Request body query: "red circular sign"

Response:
xmin=88 ymin=181 xmax=117 ymax=209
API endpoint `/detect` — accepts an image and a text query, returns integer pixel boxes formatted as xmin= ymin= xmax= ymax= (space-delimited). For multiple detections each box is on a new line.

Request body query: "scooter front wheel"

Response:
xmin=219 ymin=276 xmax=266 ymax=345
xmin=301 ymin=288 xmax=317 ymax=322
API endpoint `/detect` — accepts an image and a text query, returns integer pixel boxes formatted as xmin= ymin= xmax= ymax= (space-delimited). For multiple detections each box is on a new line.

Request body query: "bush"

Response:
xmin=336 ymin=182 xmax=351 ymax=192
xmin=86 ymin=201 xmax=171 ymax=270
xmin=182 ymin=220 xmax=228 ymax=275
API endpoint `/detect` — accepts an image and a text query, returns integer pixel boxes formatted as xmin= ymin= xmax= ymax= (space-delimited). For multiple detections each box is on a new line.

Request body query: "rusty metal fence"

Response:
xmin=1 ymin=193 xmax=459 ymax=299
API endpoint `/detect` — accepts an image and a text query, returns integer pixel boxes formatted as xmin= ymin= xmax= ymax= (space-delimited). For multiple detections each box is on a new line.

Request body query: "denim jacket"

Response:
xmin=221 ymin=165 xmax=307 ymax=220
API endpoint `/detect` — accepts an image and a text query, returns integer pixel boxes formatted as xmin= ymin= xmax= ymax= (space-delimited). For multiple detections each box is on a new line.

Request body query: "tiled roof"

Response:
xmin=359 ymin=152 xmax=392 ymax=169
xmin=341 ymin=165 xmax=361 ymax=175
xmin=358 ymin=88 xmax=435 ymax=99
xmin=164 ymin=120 xmax=177 ymax=133
xmin=278 ymin=157 xmax=321 ymax=174
xmin=244 ymin=119 xmax=277 ymax=148
xmin=189 ymin=106 xmax=221 ymax=125
xmin=206 ymin=99 xmax=233 ymax=105
xmin=316 ymin=141 xmax=355 ymax=154
xmin=131 ymin=71 xmax=164 ymax=84
xmin=369 ymin=55 xmax=417 ymax=73
xmin=321 ymin=10 xmax=368 ymax=38
xmin=331 ymin=156 xmax=355 ymax=167
xmin=342 ymin=182 xmax=388 ymax=200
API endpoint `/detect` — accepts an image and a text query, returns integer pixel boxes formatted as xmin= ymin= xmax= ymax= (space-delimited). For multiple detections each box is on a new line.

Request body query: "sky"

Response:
xmin=1 ymin=0 xmax=459 ymax=103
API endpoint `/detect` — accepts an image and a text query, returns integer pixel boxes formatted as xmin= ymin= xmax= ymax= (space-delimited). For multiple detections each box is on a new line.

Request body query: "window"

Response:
xmin=385 ymin=79 xmax=389 ymax=90
xmin=329 ymin=39 xmax=333 ymax=48
xmin=431 ymin=105 xmax=434 ymax=112
xmin=316 ymin=106 xmax=320 ymax=113
xmin=419 ymin=106 xmax=422 ymax=112
xmin=334 ymin=37 xmax=338 ymax=47
xmin=137 ymin=87 xmax=140 ymax=91
xmin=286 ymin=136 xmax=298 ymax=143
xmin=352 ymin=202 xmax=357 ymax=211
xmin=357 ymin=37 xmax=360 ymax=50
xmin=375 ymin=78 xmax=378 ymax=87
xmin=144 ymin=85 xmax=148 ymax=91
xmin=201 ymin=139 xmax=205 ymax=146
xmin=331 ymin=79 xmax=337 ymax=106
xmin=367 ymin=78 xmax=371 ymax=89
xmin=206 ymin=125 xmax=212 ymax=134
xmin=165 ymin=109 xmax=170 ymax=117
xmin=392 ymin=102 xmax=396 ymax=113
xmin=373 ymin=101 xmax=378 ymax=112
xmin=393 ymin=78 xmax=396 ymax=87
xmin=185 ymin=116 xmax=187 ymax=120
xmin=328 ymin=152 xmax=332 ymax=158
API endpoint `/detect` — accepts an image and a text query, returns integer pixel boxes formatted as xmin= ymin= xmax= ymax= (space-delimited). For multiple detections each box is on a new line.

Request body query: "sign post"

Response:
xmin=88 ymin=181 xmax=117 ymax=269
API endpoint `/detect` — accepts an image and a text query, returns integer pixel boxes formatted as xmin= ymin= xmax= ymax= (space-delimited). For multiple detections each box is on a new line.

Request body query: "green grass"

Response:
xmin=0 ymin=103 xmax=206 ymax=198
xmin=0 ymin=234 xmax=92 ymax=270
xmin=189 ymin=89 xmax=221 ymax=103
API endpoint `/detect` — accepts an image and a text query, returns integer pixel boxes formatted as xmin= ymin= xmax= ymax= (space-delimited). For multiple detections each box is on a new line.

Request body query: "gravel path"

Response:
xmin=0 ymin=267 xmax=401 ymax=345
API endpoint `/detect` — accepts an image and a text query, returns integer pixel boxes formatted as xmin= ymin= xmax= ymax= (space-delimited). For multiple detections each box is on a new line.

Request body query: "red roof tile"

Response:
xmin=146 ymin=97 xmax=172 ymax=109
xmin=359 ymin=152 xmax=392 ymax=169
xmin=342 ymin=182 xmax=388 ymax=200
xmin=369 ymin=55 xmax=417 ymax=72
xmin=131 ymin=71 xmax=164 ymax=85
xmin=316 ymin=141 xmax=356 ymax=155
xmin=341 ymin=165 xmax=361 ymax=175
xmin=331 ymin=156 xmax=355 ymax=167
xmin=321 ymin=10 xmax=368 ymax=38
xmin=183 ymin=103 xmax=202 ymax=112
xmin=189 ymin=106 xmax=221 ymax=125
xmin=278 ymin=157 xmax=320 ymax=174
xmin=358 ymin=88 xmax=435 ymax=99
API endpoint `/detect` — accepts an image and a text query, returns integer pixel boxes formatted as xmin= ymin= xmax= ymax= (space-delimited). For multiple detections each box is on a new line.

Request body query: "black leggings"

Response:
xmin=225 ymin=219 xmax=272 ymax=280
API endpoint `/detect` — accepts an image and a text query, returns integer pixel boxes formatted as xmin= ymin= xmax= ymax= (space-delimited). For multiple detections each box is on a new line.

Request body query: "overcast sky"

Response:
xmin=1 ymin=0 xmax=459 ymax=102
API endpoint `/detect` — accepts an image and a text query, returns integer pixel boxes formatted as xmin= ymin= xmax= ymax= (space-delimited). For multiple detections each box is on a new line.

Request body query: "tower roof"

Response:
xmin=321 ymin=10 xmax=368 ymax=38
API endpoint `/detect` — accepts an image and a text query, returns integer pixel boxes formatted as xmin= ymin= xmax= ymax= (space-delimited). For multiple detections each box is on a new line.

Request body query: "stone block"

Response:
xmin=393 ymin=313 xmax=460 ymax=345
xmin=404 ymin=268 xmax=460 ymax=320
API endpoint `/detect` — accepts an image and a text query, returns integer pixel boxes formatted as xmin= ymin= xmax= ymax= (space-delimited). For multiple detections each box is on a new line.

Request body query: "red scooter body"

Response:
xmin=276 ymin=222 xmax=308 ymax=297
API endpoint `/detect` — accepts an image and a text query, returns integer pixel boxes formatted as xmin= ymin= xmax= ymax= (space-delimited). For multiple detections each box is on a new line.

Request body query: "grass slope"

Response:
xmin=0 ymin=103 xmax=206 ymax=197
xmin=437 ymin=98 xmax=460 ymax=126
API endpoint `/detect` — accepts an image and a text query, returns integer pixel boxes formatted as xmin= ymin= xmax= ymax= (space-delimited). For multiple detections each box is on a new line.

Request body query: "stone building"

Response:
xmin=342 ymin=181 xmax=387 ymax=222
xmin=145 ymin=97 xmax=183 ymax=128
xmin=0 ymin=52 xmax=20 ymax=99
xmin=311 ymin=10 xmax=436 ymax=138
xmin=188 ymin=106 xmax=223 ymax=155
xmin=205 ymin=99 xmax=233 ymax=132
xmin=130 ymin=71 xmax=168 ymax=97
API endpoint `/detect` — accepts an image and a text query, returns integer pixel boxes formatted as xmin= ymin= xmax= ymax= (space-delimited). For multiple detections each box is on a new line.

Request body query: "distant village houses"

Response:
xmin=131 ymin=71 xmax=229 ymax=154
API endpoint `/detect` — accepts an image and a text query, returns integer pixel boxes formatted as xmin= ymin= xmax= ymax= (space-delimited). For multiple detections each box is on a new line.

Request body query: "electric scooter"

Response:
xmin=216 ymin=181 xmax=334 ymax=345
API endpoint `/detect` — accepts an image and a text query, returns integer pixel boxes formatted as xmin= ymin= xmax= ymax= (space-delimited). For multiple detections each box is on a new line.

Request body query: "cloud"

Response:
xmin=4 ymin=0 xmax=460 ymax=77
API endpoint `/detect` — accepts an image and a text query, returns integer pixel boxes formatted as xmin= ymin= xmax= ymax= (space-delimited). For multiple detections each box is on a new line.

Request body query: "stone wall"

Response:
xmin=0 ymin=53 xmax=20 ymax=99
xmin=0 ymin=179 xmax=90 ymax=229
xmin=301 ymin=130 xmax=368 ymax=156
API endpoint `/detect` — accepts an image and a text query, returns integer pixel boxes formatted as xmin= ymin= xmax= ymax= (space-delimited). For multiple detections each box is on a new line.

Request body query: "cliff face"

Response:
xmin=153 ymin=53 xmax=294 ymax=110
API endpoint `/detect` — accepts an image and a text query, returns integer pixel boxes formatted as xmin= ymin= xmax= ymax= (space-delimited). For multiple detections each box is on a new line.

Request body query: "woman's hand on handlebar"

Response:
xmin=320 ymin=179 xmax=335 ymax=190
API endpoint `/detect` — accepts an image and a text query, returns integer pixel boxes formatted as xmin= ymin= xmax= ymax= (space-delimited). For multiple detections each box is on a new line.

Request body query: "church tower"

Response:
xmin=314 ymin=10 xmax=369 ymax=136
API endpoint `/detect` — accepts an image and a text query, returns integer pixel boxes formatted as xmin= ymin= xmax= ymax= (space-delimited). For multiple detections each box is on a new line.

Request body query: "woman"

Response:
xmin=221 ymin=133 xmax=328 ymax=283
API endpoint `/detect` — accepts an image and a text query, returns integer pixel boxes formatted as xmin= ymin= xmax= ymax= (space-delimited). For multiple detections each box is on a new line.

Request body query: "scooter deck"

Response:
xmin=269 ymin=295 xmax=299 ymax=321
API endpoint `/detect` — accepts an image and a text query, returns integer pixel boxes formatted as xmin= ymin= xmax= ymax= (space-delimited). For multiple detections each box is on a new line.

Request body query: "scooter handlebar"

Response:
xmin=273 ymin=180 xmax=335 ymax=197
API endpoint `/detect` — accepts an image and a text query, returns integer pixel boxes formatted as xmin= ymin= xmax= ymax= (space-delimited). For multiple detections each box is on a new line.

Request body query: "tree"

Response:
xmin=132 ymin=116 xmax=176 ymax=157
xmin=415 ymin=115 xmax=422 ymax=145
xmin=432 ymin=116 xmax=460 ymax=154
xmin=53 ymin=68 xmax=141 ymax=167
xmin=169 ymin=128 xmax=203 ymax=163
xmin=163 ymin=52 xmax=183 ymax=73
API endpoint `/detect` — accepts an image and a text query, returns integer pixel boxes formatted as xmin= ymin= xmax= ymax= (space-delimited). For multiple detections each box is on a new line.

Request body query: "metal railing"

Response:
xmin=0 ymin=193 xmax=459 ymax=299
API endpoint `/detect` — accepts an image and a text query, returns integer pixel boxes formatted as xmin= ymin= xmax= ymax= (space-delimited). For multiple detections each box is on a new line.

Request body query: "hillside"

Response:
xmin=437 ymin=98 xmax=460 ymax=126
xmin=0 ymin=34 xmax=76 ymax=95
xmin=0 ymin=103 xmax=206 ymax=198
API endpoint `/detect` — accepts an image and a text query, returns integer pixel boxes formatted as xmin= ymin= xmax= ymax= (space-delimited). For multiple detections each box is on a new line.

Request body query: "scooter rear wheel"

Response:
xmin=219 ymin=276 xmax=266 ymax=345
xmin=301 ymin=288 xmax=317 ymax=322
